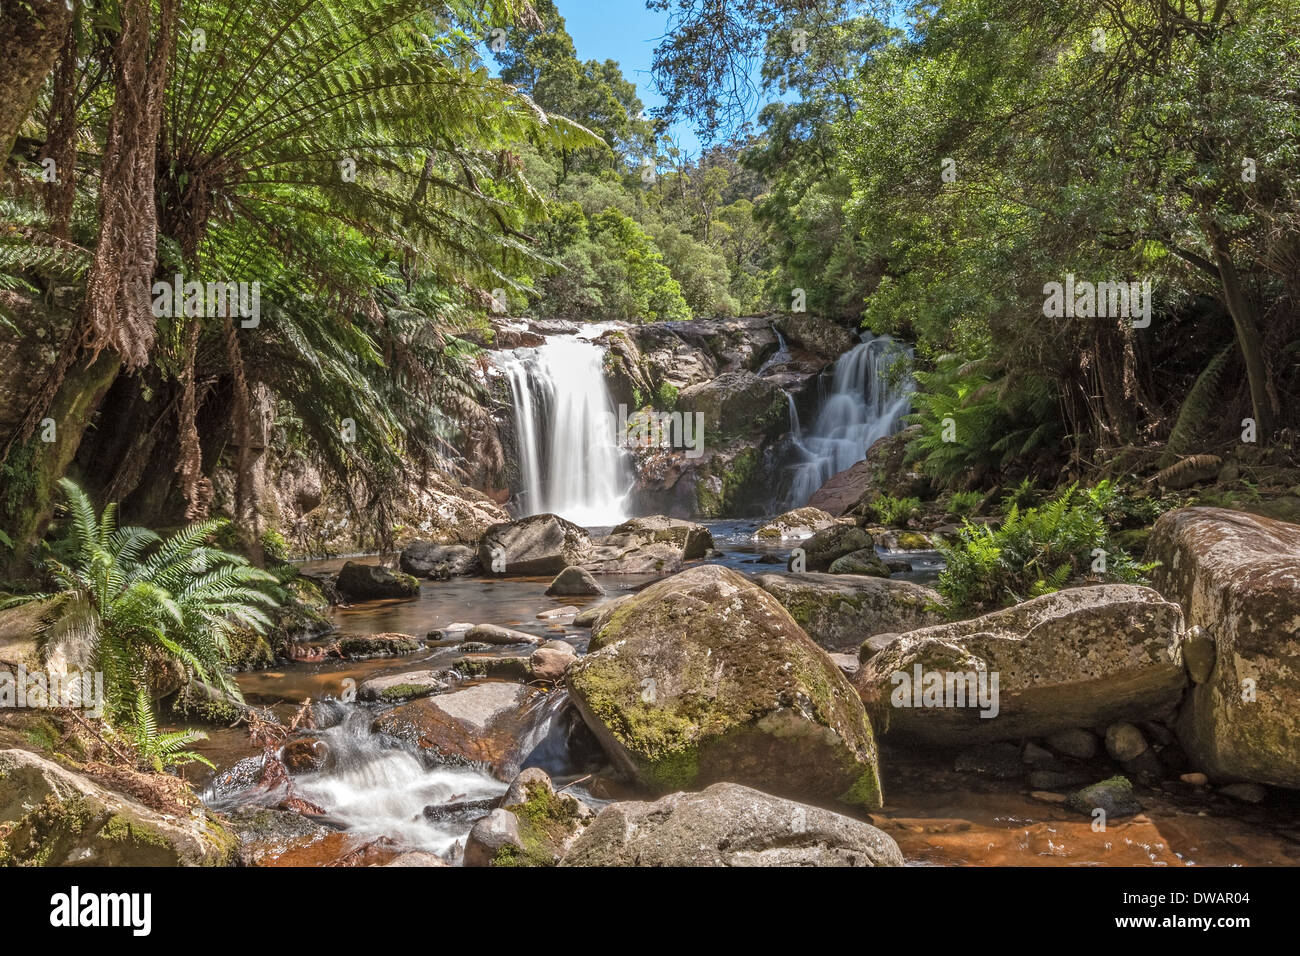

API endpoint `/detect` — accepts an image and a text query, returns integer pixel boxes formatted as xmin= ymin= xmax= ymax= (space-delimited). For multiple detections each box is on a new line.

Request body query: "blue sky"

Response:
xmin=538 ymin=0 xmax=705 ymax=154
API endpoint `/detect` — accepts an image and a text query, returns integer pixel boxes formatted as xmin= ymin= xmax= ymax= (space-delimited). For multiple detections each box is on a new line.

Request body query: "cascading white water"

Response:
xmin=784 ymin=334 xmax=914 ymax=508
xmin=497 ymin=337 xmax=631 ymax=526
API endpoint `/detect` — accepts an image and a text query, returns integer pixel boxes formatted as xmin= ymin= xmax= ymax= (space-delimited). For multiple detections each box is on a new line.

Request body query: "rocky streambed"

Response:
xmin=169 ymin=507 xmax=1300 ymax=868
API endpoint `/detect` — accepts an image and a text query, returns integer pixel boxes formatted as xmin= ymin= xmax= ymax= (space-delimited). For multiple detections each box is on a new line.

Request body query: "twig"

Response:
xmin=555 ymin=773 xmax=593 ymax=794
xmin=60 ymin=707 xmax=137 ymax=768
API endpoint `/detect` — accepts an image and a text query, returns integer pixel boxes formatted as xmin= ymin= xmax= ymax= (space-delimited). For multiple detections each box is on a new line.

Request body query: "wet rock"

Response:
xmin=1121 ymin=748 xmax=1165 ymax=786
xmin=471 ymin=769 xmax=592 ymax=866
xmin=755 ymin=572 xmax=943 ymax=653
xmin=529 ymin=641 xmax=578 ymax=682
xmin=677 ymin=370 xmax=787 ymax=443
xmin=421 ymin=797 xmax=497 ymax=822
xmin=334 ymin=632 xmax=420 ymax=659
xmin=463 ymin=809 xmax=525 ymax=867
xmin=335 ymin=562 xmax=420 ymax=601
xmin=954 ymin=743 xmax=1024 ymax=780
xmin=465 ymin=624 xmax=540 ymax=646
xmin=607 ymin=515 xmax=714 ymax=559
xmin=222 ymin=806 xmax=335 ymax=866
xmin=754 ymin=508 xmax=840 ymax=541
xmin=372 ymin=682 xmax=539 ymax=779
xmin=560 ymin=783 xmax=904 ymax=867
xmin=1147 ymin=509 xmax=1300 ymax=788
xmin=566 ymin=565 xmax=884 ymax=809
xmin=1046 ymin=728 xmax=1100 ymax=760
xmin=1219 ymin=783 xmax=1268 ymax=804
xmin=1021 ymin=741 xmax=1054 ymax=764
xmin=1105 ymin=722 xmax=1148 ymax=762
xmin=357 ymin=669 xmax=451 ymax=702
xmin=828 ymin=548 xmax=891 ymax=577
xmin=883 ymin=558 xmax=913 ymax=573
xmin=399 ymin=541 xmax=479 ymax=579
xmin=478 ymin=514 xmax=593 ymax=577
xmin=537 ymin=606 xmax=578 ymax=621
xmin=0 ymin=749 xmax=236 ymax=866
xmin=546 ymin=566 xmax=604 ymax=596
xmin=427 ymin=622 xmax=474 ymax=642
xmin=455 ymin=654 xmax=531 ymax=681
xmin=281 ymin=736 xmax=329 ymax=773
xmin=383 ymin=851 xmax=449 ymax=867
xmin=1066 ymin=776 xmax=1143 ymax=819
xmin=791 ymin=524 xmax=874 ymax=572
xmin=810 ymin=427 xmax=926 ymax=517
xmin=855 ymin=585 xmax=1186 ymax=744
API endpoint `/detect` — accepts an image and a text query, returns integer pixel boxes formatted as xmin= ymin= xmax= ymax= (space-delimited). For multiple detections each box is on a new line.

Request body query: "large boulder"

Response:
xmin=546 ymin=567 xmax=604 ymax=596
xmin=560 ymin=783 xmax=903 ymax=867
xmin=790 ymin=524 xmax=875 ymax=571
xmin=774 ymin=313 xmax=859 ymax=359
xmin=755 ymin=507 xmax=840 ymax=541
xmin=0 ymin=749 xmax=236 ymax=866
xmin=478 ymin=514 xmax=593 ymax=577
xmin=1147 ymin=508 xmax=1300 ymax=788
xmin=582 ymin=515 xmax=714 ymax=574
xmin=399 ymin=541 xmax=479 ymax=579
xmin=335 ymin=562 xmax=420 ymax=600
xmin=371 ymin=682 xmax=540 ymax=779
xmin=566 ymin=565 xmax=884 ymax=809
xmin=855 ymin=585 xmax=1187 ymax=744
xmin=755 ymin=572 xmax=944 ymax=652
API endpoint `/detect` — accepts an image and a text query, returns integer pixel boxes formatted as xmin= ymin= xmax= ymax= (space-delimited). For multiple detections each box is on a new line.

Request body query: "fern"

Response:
xmin=1162 ymin=344 xmax=1235 ymax=463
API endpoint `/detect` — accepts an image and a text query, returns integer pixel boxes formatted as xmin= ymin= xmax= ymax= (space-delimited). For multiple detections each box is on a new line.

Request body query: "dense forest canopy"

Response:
xmin=0 ymin=0 xmax=1297 ymax=575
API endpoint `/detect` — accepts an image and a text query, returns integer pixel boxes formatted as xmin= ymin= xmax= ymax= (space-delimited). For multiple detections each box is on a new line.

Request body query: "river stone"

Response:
xmin=582 ymin=516 xmax=714 ymax=574
xmin=790 ymin=524 xmax=875 ymax=572
xmin=546 ymin=566 xmax=604 ymax=596
xmin=399 ymin=541 xmax=478 ymax=579
xmin=478 ymin=514 xmax=593 ymax=577
xmin=1046 ymin=728 xmax=1100 ymax=759
xmin=464 ymin=809 xmax=526 ymax=867
xmin=566 ymin=564 xmax=884 ymax=809
xmin=1105 ymin=722 xmax=1148 ymax=762
xmin=529 ymin=641 xmax=578 ymax=681
xmin=357 ymin=669 xmax=451 ymax=703
xmin=828 ymin=548 xmax=891 ymax=577
xmin=1066 ymin=776 xmax=1143 ymax=819
xmin=575 ymin=597 xmax=629 ymax=628
xmin=281 ymin=736 xmax=329 ymax=773
xmin=371 ymin=682 xmax=539 ymax=780
xmin=335 ymin=562 xmax=420 ymax=600
xmin=854 ymin=585 xmax=1187 ymax=744
xmin=384 ymin=851 xmax=450 ymax=867
xmin=0 ymin=749 xmax=236 ymax=865
xmin=334 ymin=632 xmax=421 ymax=659
xmin=1147 ymin=508 xmax=1300 ymax=788
xmin=754 ymin=572 xmax=944 ymax=653
xmin=608 ymin=515 xmax=714 ymax=558
xmin=559 ymin=783 xmax=903 ymax=867
xmin=466 ymin=623 xmax=540 ymax=646
xmin=755 ymin=507 xmax=840 ymax=541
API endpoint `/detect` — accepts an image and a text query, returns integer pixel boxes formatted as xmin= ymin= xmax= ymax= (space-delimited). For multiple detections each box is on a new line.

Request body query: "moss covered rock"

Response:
xmin=754 ymin=507 xmax=840 ymax=541
xmin=1147 ymin=508 xmax=1300 ymax=788
xmin=335 ymin=562 xmax=420 ymax=601
xmin=755 ymin=572 xmax=943 ymax=652
xmin=792 ymin=524 xmax=874 ymax=572
xmin=828 ymin=548 xmax=891 ymax=577
xmin=566 ymin=564 xmax=884 ymax=809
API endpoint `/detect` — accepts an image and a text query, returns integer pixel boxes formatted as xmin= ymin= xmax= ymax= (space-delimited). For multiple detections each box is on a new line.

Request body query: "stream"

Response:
xmin=191 ymin=518 xmax=1300 ymax=866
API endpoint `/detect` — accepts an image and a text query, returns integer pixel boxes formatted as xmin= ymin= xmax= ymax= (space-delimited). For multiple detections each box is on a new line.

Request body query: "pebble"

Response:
xmin=1180 ymin=772 xmax=1209 ymax=786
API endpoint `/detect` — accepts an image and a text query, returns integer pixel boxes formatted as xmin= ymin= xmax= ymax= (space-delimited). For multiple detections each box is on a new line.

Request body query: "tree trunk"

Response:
xmin=1209 ymin=223 xmax=1276 ymax=441
xmin=0 ymin=0 xmax=76 ymax=166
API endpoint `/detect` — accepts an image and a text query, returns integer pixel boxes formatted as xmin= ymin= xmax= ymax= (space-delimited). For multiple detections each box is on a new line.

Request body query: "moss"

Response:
xmin=491 ymin=782 xmax=586 ymax=867
xmin=378 ymin=683 xmax=431 ymax=702
xmin=839 ymin=767 xmax=883 ymax=808
xmin=101 ymin=813 xmax=171 ymax=849
xmin=336 ymin=634 xmax=419 ymax=658
xmin=896 ymin=532 xmax=932 ymax=550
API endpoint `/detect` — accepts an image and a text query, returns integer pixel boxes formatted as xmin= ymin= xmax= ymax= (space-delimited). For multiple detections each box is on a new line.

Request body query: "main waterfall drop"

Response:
xmin=784 ymin=334 xmax=914 ymax=508
xmin=496 ymin=336 xmax=631 ymax=527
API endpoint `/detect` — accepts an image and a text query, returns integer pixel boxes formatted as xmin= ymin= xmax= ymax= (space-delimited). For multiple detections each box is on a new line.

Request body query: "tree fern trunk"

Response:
xmin=0 ymin=0 xmax=76 ymax=166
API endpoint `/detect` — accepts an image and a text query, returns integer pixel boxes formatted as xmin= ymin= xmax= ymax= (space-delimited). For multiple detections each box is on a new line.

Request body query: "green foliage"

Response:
xmin=870 ymin=494 xmax=921 ymax=525
xmin=12 ymin=480 xmax=278 ymax=729
xmin=936 ymin=481 xmax=1156 ymax=615
xmin=116 ymin=689 xmax=214 ymax=773
xmin=947 ymin=491 xmax=983 ymax=516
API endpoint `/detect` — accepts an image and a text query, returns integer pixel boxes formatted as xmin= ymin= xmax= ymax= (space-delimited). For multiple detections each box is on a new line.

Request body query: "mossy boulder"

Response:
xmin=854 ymin=585 xmax=1186 ymax=745
xmin=582 ymin=515 xmax=715 ymax=573
xmin=754 ymin=507 xmax=840 ymax=541
xmin=792 ymin=524 xmax=874 ymax=571
xmin=676 ymin=370 xmax=787 ymax=443
xmin=566 ymin=564 xmax=884 ymax=809
xmin=334 ymin=632 xmax=420 ymax=659
xmin=1147 ymin=508 xmax=1300 ymax=788
xmin=560 ymin=782 xmax=903 ymax=867
xmin=755 ymin=572 xmax=944 ymax=652
xmin=466 ymin=768 xmax=592 ymax=867
xmin=828 ymin=548 xmax=891 ymax=577
xmin=0 ymin=749 xmax=236 ymax=866
xmin=335 ymin=562 xmax=420 ymax=601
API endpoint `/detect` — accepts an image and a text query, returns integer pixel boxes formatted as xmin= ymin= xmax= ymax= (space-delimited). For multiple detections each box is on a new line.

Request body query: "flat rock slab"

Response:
xmin=755 ymin=572 xmax=944 ymax=652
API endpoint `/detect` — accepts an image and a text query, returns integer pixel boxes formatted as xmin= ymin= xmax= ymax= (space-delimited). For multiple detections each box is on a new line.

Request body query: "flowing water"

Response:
xmin=495 ymin=336 xmax=631 ymax=526
xmin=784 ymin=335 xmax=914 ymax=508
xmin=194 ymin=520 xmax=1300 ymax=867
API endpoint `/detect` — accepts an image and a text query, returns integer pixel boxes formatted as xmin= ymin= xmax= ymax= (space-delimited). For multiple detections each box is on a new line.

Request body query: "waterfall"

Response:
xmin=496 ymin=337 xmax=631 ymax=527
xmin=784 ymin=334 xmax=914 ymax=508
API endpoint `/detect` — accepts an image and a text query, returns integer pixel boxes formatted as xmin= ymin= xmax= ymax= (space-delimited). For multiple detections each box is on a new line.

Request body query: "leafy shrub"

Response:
xmin=871 ymin=494 xmax=922 ymax=525
xmin=936 ymin=481 xmax=1156 ymax=615
xmin=948 ymin=491 xmax=983 ymax=516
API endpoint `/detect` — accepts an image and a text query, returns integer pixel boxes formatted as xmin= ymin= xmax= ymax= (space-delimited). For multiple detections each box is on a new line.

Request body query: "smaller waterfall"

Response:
xmin=497 ymin=337 xmax=631 ymax=527
xmin=784 ymin=335 xmax=913 ymax=508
